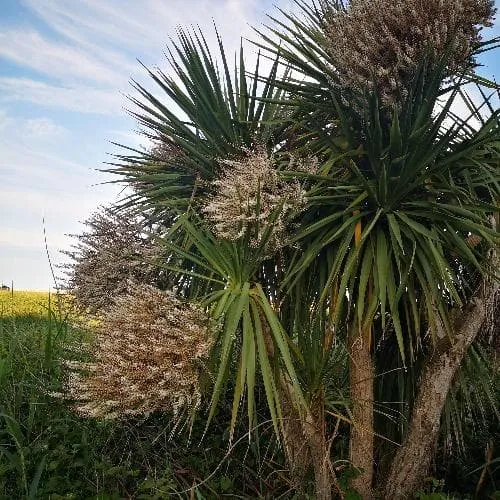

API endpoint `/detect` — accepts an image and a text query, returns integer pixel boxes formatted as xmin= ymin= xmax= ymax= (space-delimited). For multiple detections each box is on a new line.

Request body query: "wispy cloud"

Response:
xmin=0 ymin=186 xmax=115 ymax=223
xmin=25 ymin=118 xmax=67 ymax=139
xmin=0 ymin=0 xmax=269 ymax=289
xmin=0 ymin=109 xmax=66 ymax=143
xmin=0 ymin=29 xmax=124 ymax=85
xmin=0 ymin=0 xmax=267 ymax=115
xmin=0 ymin=78 xmax=125 ymax=114
xmin=20 ymin=0 xmax=260 ymax=54
xmin=0 ymin=108 xmax=113 ymax=195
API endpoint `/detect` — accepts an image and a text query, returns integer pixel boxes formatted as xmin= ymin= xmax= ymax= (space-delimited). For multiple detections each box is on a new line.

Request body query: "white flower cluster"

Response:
xmin=64 ymin=284 xmax=213 ymax=421
xmin=203 ymin=146 xmax=310 ymax=252
xmin=323 ymin=0 xmax=495 ymax=105
xmin=63 ymin=207 xmax=164 ymax=313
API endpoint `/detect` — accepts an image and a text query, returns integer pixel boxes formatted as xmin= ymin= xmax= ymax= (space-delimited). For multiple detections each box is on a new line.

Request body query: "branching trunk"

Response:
xmin=349 ymin=327 xmax=374 ymax=499
xmin=384 ymin=258 xmax=499 ymax=499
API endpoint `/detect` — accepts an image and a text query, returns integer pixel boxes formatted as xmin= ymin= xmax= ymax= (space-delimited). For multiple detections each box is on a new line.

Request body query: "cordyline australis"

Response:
xmin=64 ymin=284 xmax=213 ymax=428
xmin=63 ymin=0 xmax=500 ymax=498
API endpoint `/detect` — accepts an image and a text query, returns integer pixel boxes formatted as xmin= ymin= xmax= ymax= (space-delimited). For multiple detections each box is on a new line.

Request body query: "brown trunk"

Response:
xmin=349 ymin=326 xmax=374 ymax=499
xmin=302 ymin=406 xmax=334 ymax=500
xmin=280 ymin=378 xmax=337 ymax=499
xmin=262 ymin=319 xmax=336 ymax=497
xmin=281 ymin=395 xmax=311 ymax=482
xmin=384 ymin=268 xmax=499 ymax=499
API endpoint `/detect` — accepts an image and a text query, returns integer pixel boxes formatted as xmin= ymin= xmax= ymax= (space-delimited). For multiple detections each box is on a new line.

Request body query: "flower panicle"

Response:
xmin=63 ymin=284 xmax=213 ymax=422
xmin=323 ymin=0 xmax=496 ymax=106
xmin=202 ymin=145 xmax=312 ymax=251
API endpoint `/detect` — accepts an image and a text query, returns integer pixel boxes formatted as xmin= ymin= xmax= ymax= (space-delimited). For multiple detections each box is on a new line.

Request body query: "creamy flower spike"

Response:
xmin=203 ymin=145 xmax=309 ymax=252
xmin=323 ymin=0 xmax=495 ymax=106
xmin=65 ymin=285 xmax=212 ymax=420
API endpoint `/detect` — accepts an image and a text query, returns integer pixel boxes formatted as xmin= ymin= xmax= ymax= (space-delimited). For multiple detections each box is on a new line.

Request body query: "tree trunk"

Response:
xmin=302 ymin=406 xmax=334 ymax=500
xmin=280 ymin=378 xmax=337 ymax=499
xmin=349 ymin=326 xmax=374 ymax=499
xmin=384 ymin=273 xmax=499 ymax=499
xmin=281 ymin=395 xmax=311 ymax=483
xmin=263 ymin=319 xmax=337 ymax=498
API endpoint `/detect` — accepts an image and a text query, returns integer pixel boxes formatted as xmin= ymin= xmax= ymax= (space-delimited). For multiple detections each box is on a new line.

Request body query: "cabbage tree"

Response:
xmin=95 ymin=2 xmax=500 ymax=498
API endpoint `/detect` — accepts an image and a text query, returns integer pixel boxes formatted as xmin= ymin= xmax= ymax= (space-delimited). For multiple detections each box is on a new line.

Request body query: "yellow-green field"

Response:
xmin=0 ymin=290 xmax=52 ymax=317
xmin=0 ymin=290 xmax=71 ymax=318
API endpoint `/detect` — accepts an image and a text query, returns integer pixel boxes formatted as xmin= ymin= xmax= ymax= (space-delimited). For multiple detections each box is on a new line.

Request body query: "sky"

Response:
xmin=0 ymin=0 xmax=499 ymax=291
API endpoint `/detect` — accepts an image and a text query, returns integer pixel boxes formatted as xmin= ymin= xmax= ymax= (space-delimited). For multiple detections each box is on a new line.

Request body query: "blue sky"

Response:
xmin=0 ymin=0 xmax=499 ymax=290
xmin=0 ymin=0 xmax=283 ymax=290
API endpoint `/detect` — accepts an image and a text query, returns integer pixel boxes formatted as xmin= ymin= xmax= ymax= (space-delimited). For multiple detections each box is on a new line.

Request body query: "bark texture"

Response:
xmin=302 ymin=406 xmax=334 ymax=500
xmin=384 ymin=259 xmax=499 ymax=499
xmin=349 ymin=327 xmax=374 ymax=499
xmin=282 ymin=396 xmax=311 ymax=482
xmin=264 ymin=320 xmax=337 ymax=499
xmin=281 ymin=380 xmax=336 ymax=499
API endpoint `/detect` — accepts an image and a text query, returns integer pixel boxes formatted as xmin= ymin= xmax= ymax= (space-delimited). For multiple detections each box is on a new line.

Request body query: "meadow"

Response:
xmin=0 ymin=290 xmax=143 ymax=499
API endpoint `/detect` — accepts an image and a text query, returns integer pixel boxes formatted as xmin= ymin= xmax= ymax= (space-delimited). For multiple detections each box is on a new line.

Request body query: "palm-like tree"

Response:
xmin=109 ymin=26 xmax=351 ymax=498
xmin=106 ymin=2 xmax=500 ymax=498
xmin=255 ymin=1 xmax=500 ymax=496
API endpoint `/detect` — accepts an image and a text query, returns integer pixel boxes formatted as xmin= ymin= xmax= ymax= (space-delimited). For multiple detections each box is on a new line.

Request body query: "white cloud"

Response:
xmin=0 ymin=110 xmax=117 ymax=199
xmin=21 ymin=0 xmax=260 ymax=55
xmin=0 ymin=149 xmax=114 ymax=199
xmin=0 ymin=29 xmax=124 ymax=85
xmin=25 ymin=118 xmax=66 ymax=139
xmin=0 ymin=78 xmax=125 ymax=114
xmin=0 ymin=109 xmax=66 ymax=144
xmin=0 ymin=0 xmax=273 ymax=291
xmin=0 ymin=109 xmax=13 ymax=131
xmin=0 ymin=2 xmax=274 ymax=117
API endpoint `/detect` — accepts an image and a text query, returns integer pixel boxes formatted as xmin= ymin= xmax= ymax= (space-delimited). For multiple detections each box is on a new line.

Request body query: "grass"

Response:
xmin=0 ymin=291 xmax=175 ymax=499
xmin=0 ymin=291 xmax=292 ymax=499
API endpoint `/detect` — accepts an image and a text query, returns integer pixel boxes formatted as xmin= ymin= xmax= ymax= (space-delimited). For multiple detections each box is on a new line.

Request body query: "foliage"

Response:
xmin=0 ymin=291 xmax=499 ymax=496
xmin=14 ymin=0 xmax=496 ymax=497
xmin=90 ymin=0 xmax=500 ymax=497
xmin=258 ymin=0 xmax=500 ymax=361
xmin=434 ymin=368 xmax=500 ymax=498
